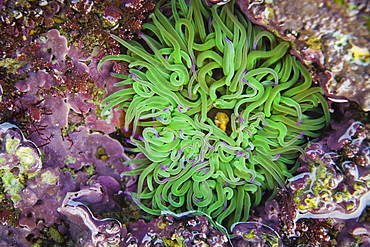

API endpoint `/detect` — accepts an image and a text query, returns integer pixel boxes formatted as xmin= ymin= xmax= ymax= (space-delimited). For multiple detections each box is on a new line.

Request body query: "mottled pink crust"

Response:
xmin=236 ymin=0 xmax=370 ymax=111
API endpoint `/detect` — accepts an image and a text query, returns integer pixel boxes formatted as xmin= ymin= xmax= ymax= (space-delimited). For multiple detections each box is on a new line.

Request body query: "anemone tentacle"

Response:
xmin=98 ymin=0 xmax=330 ymax=228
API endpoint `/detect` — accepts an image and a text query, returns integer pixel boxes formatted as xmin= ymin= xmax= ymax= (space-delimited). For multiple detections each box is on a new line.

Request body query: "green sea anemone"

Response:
xmin=98 ymin=0 xmax=330 ymax=228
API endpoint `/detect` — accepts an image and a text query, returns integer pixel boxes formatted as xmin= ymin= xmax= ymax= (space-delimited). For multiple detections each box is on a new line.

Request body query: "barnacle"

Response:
xmin=98 ymin=0 xmax=330 ymax=228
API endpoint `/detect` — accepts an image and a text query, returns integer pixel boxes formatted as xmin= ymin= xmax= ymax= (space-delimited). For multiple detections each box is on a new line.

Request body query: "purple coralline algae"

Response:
xmin=125 ymin=213 xmax=229 ymax=246
xmin=286 ymin=118 xmax=370 ymax=245
xmin=336 ymin=218 xmax=370 ymax=246
xmin=0 ymin=122 xmax=42 ymax=206
xmin=291 ymin=121 xmax=370 ymax=220
xmin=57 ymin=180 xmax=125 ymax=246
xmin=231 ymin=220 xmax=282 ymax=247
xmin=236 ymin=0 xmax=370 ymax=111
xmin=0 ymin=19 xmax=141 ymax=247
xmin=0 ymin=0 xmax=156 ymax=244
xmin=0 ymin=120 xmax=137 ymax=245
xmin=0 ymin=0 xmax=161 ymax=246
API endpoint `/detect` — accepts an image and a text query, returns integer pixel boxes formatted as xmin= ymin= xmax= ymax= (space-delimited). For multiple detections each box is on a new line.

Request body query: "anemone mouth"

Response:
xmin=98 ymin=0 xmax=330 ymax=228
